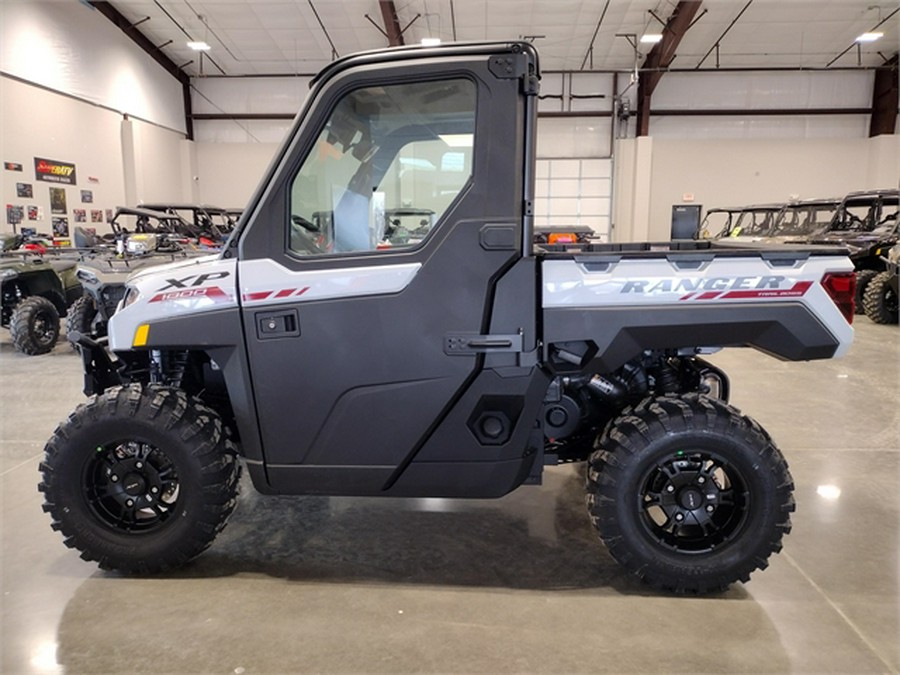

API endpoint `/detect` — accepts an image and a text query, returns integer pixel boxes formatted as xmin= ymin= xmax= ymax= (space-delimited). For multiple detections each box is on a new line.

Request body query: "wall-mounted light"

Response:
xmin=640 ymin=34 xmax=663 ymax=44
xmin=187 ymin=41 xmax=211 ymax=51
xmin=855 ymin=32 xmax=883 ymax=42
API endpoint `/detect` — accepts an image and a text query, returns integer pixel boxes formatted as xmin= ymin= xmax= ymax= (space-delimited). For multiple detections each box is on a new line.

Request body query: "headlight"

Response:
xmin=121 ymin=285 xmax=141 ymax=308
xmin=0 ymin=268 xmax=18 ymax=281
xmin=126 ymin=240 xmax=149 ymax=254
xmin=126 ymin=234 xmax=157 ymax=255
xmin=76 ymin=267 xmax=99 ymax=284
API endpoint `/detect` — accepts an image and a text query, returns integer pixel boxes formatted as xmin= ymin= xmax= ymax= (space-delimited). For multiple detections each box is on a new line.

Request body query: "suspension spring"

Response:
xmin=656 ymin=360 xmax=679 ymax=394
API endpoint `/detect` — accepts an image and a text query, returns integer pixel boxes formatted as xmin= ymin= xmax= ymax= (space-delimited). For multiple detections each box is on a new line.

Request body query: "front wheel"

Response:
xmin=65 ymin=294 xmax=98 ymax=348
xmin=586 ymin=394 xmax=794 ymax=594
xmin=39 ymin=384 xmax=240 ymax=573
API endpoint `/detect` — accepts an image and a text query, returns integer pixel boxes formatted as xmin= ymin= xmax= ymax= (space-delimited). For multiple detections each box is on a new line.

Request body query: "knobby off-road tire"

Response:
xmin=586 ymin=394 xmax=795 ymax=594
xmin=65 ymin=294 xmax=97 ymax=349
xmin=854 ymin=269 xmax=878 ymax=314
xmin=39 ymin=384 xmax=240 ymax=573
xmin=862 ymin=271 xmax=899 ymax=324
xmin=10 ymin=295 xmax=60 ymax=355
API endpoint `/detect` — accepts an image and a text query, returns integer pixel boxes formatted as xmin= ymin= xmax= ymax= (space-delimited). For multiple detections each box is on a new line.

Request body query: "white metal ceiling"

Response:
xmin=104 ymin=0 xmax=900 ymax=76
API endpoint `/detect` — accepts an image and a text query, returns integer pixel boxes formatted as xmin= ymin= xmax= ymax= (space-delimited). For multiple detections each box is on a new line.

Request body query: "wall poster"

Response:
xmin=28 ymin=205 xmax=42 ymax=221
xmin=16 ymin=183 xmax=33 ymax=198
xmin=52 ymin=216 xmax=69 ymax=237
xmin=81 ymin=190 xmax=93 ymax=203
xmin=73 ymin=209 xmax=86 ymax=223
xmin=91 ymin=210 xmax=103 ymax=223
xmin=34 ymin=157 xmax=77 ymax=185
xmin=7 ymin=204 xmax=24 ymax=226
xmin=49 ymin=187 xmax=67 ymax=214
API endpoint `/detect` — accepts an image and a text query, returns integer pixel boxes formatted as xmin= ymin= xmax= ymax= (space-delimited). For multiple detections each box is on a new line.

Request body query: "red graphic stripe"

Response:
xmin=697 ymin=291 xmax=723 ymax=300
xmin=242 ymin=286 xmax=311 ymax=302
xmin=243 ymin=291 xmax=273 ymax=302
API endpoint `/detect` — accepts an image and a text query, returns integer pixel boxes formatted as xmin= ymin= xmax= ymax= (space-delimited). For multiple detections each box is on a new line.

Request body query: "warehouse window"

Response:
xmin=288 ymin=79 xmax=475 ymax=256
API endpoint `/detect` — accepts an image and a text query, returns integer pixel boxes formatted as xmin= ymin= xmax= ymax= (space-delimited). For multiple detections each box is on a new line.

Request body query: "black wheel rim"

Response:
xmin=638 ymin=450 xmax=749 ymax=554
xmin=83 ymin=440 xmax=180 ymax=533
xmin=32 ymin=310 xmax=57 ymax=347
xmin=885 ymin=286 xmax=898 ymax=314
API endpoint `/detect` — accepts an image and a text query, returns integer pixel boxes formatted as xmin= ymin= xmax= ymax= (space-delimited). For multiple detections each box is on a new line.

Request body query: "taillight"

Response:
xmin=822 ymin=272 xmax=856 ymax=324
xmin=549 ymin=232 xmax=577 ymax=244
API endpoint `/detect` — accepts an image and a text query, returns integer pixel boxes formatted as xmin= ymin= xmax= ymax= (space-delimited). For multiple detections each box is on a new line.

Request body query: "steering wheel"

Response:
xmin=291 ymin=214 xmax=320 ymax=233
xmin=290 ymin=217 xmax=327 ymax=255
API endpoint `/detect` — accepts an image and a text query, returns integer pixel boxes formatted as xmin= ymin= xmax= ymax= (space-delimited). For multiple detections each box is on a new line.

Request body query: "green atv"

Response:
xmin=0 ymin=250 xmax=83 ymax=355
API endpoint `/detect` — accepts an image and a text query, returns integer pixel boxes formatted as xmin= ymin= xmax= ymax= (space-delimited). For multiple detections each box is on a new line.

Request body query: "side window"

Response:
xmin=289 ymin=78 xmax=476 ymax=256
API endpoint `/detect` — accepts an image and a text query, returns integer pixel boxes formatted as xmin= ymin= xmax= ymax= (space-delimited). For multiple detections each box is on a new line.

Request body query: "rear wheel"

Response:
xmin=862 ymin=271 xmax=899 ymax=324
xmin=39 ymin=384 xmax=240 ymax=573
xmin=10 ymin=295 xmax=60 ymax=355
xmin=854 ymin=269 xmax=878 ymax=314
xmin=586 ymin=394 xmax=794 ymax=594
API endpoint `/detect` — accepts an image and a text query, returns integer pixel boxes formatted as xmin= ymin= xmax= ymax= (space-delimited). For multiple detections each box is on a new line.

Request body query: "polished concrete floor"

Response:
xmin=1 ymin=318 xmax=897 ymax=674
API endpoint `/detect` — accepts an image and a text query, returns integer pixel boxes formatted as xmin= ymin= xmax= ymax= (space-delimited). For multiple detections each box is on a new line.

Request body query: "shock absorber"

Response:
xmin=149 ymin=350 xmax=163 ymax=384
xmin=166 ymin=351 xmax=189 ymax=388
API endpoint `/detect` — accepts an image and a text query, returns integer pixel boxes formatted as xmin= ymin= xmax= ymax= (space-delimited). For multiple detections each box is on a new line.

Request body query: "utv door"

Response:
xmin=237 ymin=46 xmax=543 ymax=497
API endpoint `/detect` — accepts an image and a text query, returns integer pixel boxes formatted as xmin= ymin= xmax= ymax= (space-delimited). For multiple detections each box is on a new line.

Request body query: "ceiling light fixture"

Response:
xmin=640 ymin=34 xmax=663 ymax=44
xmin=187 ymin=41 xmax=211 ymax=51
xmin=855 ymin=32 xmax=883 ymax=42
xmin=816 ymin=485 xmax=842 ymax=501
xmin=420 ymin=38 xmax=441 ymax=46
xmin=439 ymin=134 xmax=472 ymax=147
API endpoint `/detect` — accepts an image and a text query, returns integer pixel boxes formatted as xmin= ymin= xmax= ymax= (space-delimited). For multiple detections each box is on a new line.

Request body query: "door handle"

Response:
xmin=445 ymin=332 xmax=523 ymax=354
xmin=256 ymin=309 xmax=300 ymax=340
xmin=467 ymin=338 xmax=513 ymax=348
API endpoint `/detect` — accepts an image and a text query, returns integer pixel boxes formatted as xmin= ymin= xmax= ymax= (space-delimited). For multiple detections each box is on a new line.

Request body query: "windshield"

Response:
xmin=771 ymin=203 xmax=838 ymax=237
xmin=700 ymin=211 xmax=731 ymax=238
xmin=728 ymin=209 xmax=776 ymax=237
xmin=829 ymin=197 xmax=899 ymax=233
xmin=111 ymin=212 xmax=189 ymax=236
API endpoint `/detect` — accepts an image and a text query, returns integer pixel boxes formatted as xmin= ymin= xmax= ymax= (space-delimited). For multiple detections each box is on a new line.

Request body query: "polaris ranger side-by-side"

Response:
xmin=40 ymin=43 xmax=856 ymax=594
xmin=792 ymin=189 xmax=900 ymax=311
